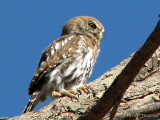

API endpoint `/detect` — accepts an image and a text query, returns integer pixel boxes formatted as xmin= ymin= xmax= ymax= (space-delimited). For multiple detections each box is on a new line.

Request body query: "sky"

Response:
xmin=0 ymin=0 xmax=160 ymax=118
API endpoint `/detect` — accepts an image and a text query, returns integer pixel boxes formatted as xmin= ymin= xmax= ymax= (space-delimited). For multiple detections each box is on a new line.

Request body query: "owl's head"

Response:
xmin=62 ymin=16 xmax=105 ymax=41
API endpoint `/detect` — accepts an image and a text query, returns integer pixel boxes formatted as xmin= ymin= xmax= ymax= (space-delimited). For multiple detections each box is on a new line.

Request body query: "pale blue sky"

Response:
xmin=0 ymin=0 xmax=160 ymax=118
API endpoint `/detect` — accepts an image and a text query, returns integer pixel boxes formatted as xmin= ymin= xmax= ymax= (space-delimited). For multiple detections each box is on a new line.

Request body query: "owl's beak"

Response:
xmin=96 ymin=32 xmax=103 ymax=41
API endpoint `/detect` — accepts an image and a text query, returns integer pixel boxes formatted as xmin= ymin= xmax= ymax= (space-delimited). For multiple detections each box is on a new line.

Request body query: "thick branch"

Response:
xmin=77 ymin=20 xmax=160 ymax=120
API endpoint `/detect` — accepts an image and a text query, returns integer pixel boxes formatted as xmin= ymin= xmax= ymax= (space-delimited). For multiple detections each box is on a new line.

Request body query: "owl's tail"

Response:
xmin=23 ymin=91 xmax=41 ymax=114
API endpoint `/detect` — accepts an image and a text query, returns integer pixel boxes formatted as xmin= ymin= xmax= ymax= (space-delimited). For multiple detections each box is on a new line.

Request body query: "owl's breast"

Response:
xmin=65 ymin=47 xmax=99 ymax=90
xmin=44 ymin=40 xmax=99 ymax=93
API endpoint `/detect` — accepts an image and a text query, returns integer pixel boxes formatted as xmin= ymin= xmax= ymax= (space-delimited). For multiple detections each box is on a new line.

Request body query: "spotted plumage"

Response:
xmin=23 ymin=16 xmax=105 ymax=113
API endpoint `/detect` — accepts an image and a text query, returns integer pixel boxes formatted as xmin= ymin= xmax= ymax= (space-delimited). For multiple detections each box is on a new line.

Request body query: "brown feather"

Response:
xmin=23 ymin=16 xmax=105 ymax=113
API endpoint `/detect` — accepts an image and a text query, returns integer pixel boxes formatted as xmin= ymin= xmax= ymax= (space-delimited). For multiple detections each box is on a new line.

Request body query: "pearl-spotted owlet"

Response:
xmin=23 ymin=16 xmax=105 ymax=113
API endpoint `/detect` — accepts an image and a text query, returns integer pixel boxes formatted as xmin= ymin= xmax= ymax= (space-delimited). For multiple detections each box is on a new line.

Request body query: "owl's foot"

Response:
xmin=52 ymin=85 xmax=90 ymax=99
xmin=78 ymin=84 xmax=90 ymax=94
xmin=52 ymin=89 xmax=78 ymax=100
xmin=81 ymin=84 xmax=89 ymax=91
xmin=52 ymin=91 xmax=63 ymax=97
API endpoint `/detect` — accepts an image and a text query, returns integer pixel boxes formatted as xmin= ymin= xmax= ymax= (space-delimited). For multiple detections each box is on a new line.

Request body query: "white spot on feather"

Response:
xmin=35 ymin=74 xmax=39 ymax=77
xmin=55 ymin=43 xmax=60 ymax=50
xmin=61 ymin=41 xmax=65 ymax=47
xmin=80 ymin=35 xmax=84 ymax=39
xmin=64 ymin=39 xmax=68 ymax=44
xmin=83 ymin=48 xmax=93 ymax=68
xmin=68 ymin=37 xmax=72 ymax=40
xmin=62 ymin=54 xmax=67 ymax=59
xmin=63 ymin=36 xmax=74 ymax=44
xmin=75 ymin=49 xmax=82 ymax=54
xmin=68 ymin=48 xmax=72 ymax=52
xmin=51 ymin=49 xmax=54 ymax=56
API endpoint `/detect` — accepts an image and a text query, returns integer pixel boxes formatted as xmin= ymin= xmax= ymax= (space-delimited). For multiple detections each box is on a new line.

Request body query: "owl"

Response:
xmin=23 ymin=16 xmax=105 ymax=113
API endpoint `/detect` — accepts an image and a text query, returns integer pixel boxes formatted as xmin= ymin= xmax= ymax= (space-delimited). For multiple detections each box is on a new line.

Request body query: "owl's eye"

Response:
xmin=88 ymin=22 xmax=97 ymax=29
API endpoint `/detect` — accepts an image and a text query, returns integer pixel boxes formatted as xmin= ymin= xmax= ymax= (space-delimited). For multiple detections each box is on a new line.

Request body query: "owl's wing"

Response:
xmin=28 ymin=35 xmax=88 ymax=95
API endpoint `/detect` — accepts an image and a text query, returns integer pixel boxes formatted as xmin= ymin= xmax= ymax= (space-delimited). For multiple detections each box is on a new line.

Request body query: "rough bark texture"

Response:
xmin=2 ymin=20 xmax=160 ymax=120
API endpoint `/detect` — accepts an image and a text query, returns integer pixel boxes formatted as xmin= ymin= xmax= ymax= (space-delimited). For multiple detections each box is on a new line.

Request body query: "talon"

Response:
xmin=81 ymin=84 xmax=89 ymax=91
xmin=52 ymin=91 xmax=63 ymax=98
xmin=60 ymin=89 xmax=78 ymax=100
xmin=68 ymin=90 xmax=77 ymax=95
xmin=77 ymin=89 xmax=82 ymax=95
xmin=80 ymin=84 xmax=90 ymax=93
